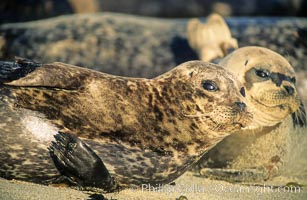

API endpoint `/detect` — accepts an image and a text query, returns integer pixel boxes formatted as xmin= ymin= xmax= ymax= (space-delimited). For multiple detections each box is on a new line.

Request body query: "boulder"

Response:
xmin=1 ymin=13 xmax=306 ymax=79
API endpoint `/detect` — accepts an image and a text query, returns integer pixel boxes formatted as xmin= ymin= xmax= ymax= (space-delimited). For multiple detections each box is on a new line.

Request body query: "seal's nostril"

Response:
xmin=235 ymin=102 xmax=246 ymax=112
xmin=284 ymin=85 xmax=294 ymax=95
xmin=240 ymin=87 xmax=246 ymax=97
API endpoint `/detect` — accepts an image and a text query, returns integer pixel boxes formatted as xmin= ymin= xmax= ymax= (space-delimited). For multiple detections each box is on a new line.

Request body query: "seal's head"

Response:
xmin=157 ymin=61 xmax=252 ymax=137
xmin=219 ymin=46 xmax=306 ymax=128
xmin=187 ymin=14 xmax=238 ymax=62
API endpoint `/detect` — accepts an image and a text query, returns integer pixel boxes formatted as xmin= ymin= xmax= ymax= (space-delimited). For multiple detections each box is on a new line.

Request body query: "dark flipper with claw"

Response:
xmin=49 ymin=132 xmax=117 ymax=192
xmin=0 ymin=57 xmax=41 ymax=83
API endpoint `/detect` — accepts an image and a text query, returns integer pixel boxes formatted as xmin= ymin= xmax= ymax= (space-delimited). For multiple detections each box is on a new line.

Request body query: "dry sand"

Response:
xmin=1 ymin=172 xmax=306 ymax=200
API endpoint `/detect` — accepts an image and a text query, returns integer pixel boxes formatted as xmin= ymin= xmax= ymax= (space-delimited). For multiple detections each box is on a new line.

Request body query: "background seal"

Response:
xmin=195 ymin=47 xmax=306 ymax=183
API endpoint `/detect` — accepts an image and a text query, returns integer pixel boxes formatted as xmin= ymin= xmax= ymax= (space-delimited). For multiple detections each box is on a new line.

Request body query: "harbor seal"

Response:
xmin=195 ymin=46 xmax=306 ymax=181
xmin=0 ymin=58 xmax=251 ymax=191
xmin=187 ymin=14 xmax=238 ymax=62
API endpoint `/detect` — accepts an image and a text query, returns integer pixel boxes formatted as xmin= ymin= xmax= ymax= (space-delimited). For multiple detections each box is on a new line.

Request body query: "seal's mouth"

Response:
xmin=182 ymin=107 xmax=252 ymax=132
xmin=232 ymin=110 xmax=253 ymax=128
xmin=233 ymin=116 xmax=252 ymax=128
xmin=251 ymin=96 xmax=291 ymax=110
xmin=211 ymin=113 xmax=252 ymax=132
xmin=233 ymin=122 xmax=244 ymax=128
xmin=210 ymin=122 xmax=244 ymax=133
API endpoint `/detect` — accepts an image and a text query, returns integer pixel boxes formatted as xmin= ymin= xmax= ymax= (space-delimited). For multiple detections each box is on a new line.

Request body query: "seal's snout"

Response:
xmin=235 ymin=102 xmax=246 ymax=112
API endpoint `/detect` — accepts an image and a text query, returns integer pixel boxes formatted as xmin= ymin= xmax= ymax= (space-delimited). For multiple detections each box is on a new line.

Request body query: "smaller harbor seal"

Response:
xmin=195 ymin=46 xmax=306 ymax=181
xmin=187 ymin=13 xmax=238 ymax=62
xmin=0 ymin=58 xmax=251 ymax=191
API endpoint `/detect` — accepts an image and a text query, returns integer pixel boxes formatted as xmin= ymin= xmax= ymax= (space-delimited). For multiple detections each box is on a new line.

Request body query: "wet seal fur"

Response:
xmin=0 ymin=58 xmax=251 ymax=191
xmin=195 ymin=47 xmax=306 ymax=182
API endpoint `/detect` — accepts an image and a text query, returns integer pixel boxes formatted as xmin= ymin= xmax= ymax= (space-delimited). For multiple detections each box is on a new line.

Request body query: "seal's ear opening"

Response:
xmin=292 ymin=100 xmax=307 ymax=128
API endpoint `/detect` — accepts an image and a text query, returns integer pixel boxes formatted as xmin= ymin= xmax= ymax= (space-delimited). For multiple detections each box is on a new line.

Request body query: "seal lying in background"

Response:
xmin=0 ymin=58 xmax=251 ymax=191
xmin=195 ymin=47 xmax=306 ymax=181
xmin=187 ymin=13 xmax=238 ymax=62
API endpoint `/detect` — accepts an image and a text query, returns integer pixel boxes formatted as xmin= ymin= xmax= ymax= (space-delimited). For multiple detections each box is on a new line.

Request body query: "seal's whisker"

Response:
xmin=292 ymin=102 xmax=307 ymax=127
xmin=299 ymin=104 xmax=306 ymax=117
xmin=213 ymin=124 xmax=221 ymax=131
xmin=182 ymin=112 xmax=210 ymax=118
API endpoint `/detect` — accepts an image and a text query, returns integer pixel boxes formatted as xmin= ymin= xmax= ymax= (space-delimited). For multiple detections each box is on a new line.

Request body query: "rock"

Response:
xmin=1 ymin=0 xmax=306 ymax=24
xmin=1 ymin=13 xmax=307 ymax=78
xmin=0 ymin=13 xmax=198 ymax=78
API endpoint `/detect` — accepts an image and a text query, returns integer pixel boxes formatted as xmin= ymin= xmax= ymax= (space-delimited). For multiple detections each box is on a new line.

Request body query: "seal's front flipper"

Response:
xmin=49 ymin=132 xmax=117 ymax=192
xmin=0 ymin=57 xmax=41 ymax=83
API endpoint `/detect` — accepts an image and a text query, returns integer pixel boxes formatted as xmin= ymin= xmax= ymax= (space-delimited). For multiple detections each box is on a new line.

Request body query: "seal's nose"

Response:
xmin=235 ymin=102 xmax=246 ymax=112
xmin=284 ymin=85 xmax=295 ymax=95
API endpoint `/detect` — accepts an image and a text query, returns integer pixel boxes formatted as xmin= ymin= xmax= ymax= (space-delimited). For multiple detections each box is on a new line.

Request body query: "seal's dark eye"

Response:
xmin=202 ymin=80 xmax=218 ymax=91
xmin=255 ymin=69 xmax=270 ymax=78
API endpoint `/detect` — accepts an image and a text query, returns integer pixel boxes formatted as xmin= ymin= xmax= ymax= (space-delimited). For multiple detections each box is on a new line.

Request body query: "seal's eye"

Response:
xmin=202 ymin=80 xmax=218 ymax=91
xmin=255 ymin=69 xmax=270 ymax=79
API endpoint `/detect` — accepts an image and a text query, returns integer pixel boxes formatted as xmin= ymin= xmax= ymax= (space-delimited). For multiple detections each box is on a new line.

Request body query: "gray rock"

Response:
xmin=0 ymin=13 xmax=198 ymax=78
xmin=1 ymin=13 xmax=307 ymax=78
xmin=1 ymin=0 xmax=306 ymax=24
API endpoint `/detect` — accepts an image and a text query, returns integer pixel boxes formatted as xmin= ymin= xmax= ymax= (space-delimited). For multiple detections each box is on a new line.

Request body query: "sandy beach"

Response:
xmin=1 ymin=171 xmax=306 ymax=200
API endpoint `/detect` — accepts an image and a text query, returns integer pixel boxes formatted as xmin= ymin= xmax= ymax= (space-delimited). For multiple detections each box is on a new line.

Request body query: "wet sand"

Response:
xmin=1 ymin=172 xmax=306 ymax=200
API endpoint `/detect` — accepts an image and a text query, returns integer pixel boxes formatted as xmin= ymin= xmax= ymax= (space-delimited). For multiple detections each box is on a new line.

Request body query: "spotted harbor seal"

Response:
xmin=195 ymin=46 xmax=306 ymax=181
xmin=0 ymin=58 xmax=251 ymax=191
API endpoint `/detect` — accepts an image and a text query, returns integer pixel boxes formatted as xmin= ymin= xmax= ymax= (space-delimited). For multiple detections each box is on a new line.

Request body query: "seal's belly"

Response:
xmin=0 ymin=105 xmax=60 ymax=182
xmin=84 ymin=139 xmax=193 ymax=186
xmin=0 ymin=88 xmax=193 ymax=187
xmin=0 ymin=102 xmax=191 ymax=186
